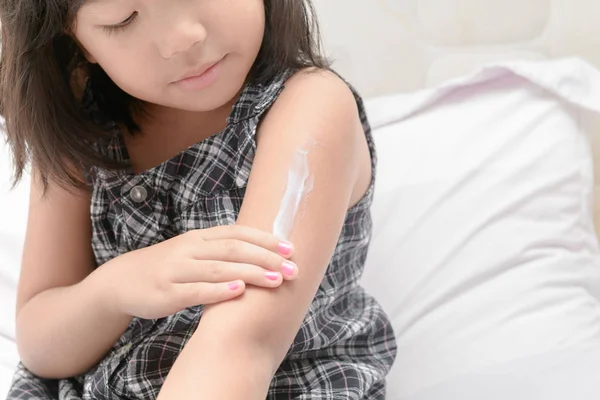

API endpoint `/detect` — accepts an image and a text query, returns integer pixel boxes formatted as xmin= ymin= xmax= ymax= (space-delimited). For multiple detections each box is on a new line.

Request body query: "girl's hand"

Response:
xmin=97 ymin=225 xmax=297 ymax=319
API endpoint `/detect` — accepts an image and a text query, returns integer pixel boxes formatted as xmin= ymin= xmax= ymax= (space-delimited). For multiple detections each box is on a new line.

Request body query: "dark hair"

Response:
xmin=0 ymin=0 xmax=329 ymax=189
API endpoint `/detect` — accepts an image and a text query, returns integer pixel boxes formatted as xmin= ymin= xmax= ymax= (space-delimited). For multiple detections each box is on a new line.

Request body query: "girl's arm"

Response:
xmin=158 ymin=70 xmax=372 ymax=400
xmin=18 ymin=167 xmax=301 ymax=379
xmin=15 ymin=173 xmax=132 ymax=378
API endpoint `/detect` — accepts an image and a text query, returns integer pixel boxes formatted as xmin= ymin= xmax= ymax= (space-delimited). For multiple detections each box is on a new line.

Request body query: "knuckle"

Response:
xmin=162 ymin=288 xmax=176 ymax=305
xmin=214 ymin=225 xmax=234 ymax=240
xmin=225 ymin=224 xmax=238 ymax=236
xmin=182 ymin=229 xmax=200 ymax=243
xmin=180 ymin=230 xmax=194 ymax=242
xmin=190 ymin=229 xmax=204 ymax=243
xmin=233 ymin=226 xmax=252 ymax=243
xmin=207 ymin=262 xmax=224 ymax=281
xmin=222 ymin=239 xmax=238 ymax=255
xmin=171 ymin=236 xmax=190 ymax=254
xmin=240 ymin=263 xmax=259 ymax=280
xmin=268 ymin=252 xmax=283 ymax=268
xmin=264 ymin=252 xmax=280 ymax=269
xmin=157 ymin=279 xmax=172 ymax=296
xmin=175 ymin=287 xmax=192 ymax=309
xmin=162 ymin=263 xmax=177 ymax=281
xmin=233 ymin=225 xmax=255 ymax=241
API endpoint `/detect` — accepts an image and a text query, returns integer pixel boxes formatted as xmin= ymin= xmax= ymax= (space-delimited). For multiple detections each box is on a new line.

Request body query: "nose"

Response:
xmin=158 ymin=18 xmax=207 ymax=59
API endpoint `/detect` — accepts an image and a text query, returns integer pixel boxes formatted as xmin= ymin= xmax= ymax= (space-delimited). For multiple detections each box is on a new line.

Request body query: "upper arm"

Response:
xmin=16 ymin=172 xmax=95 ymax=313
xmin=196 ymin=69 xmax=371 ymax=363
xmin=240 ymin=69 xmax=371 ymax=233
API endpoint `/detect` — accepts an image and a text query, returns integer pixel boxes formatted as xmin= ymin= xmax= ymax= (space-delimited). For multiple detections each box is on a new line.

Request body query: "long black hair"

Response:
xmin=0 ymin=0 xmax=329 ymax=189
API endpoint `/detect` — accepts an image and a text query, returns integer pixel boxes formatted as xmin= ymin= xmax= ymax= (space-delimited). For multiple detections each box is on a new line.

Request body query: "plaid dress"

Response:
xmin=8 ymin=70 xmax=397 ymax=399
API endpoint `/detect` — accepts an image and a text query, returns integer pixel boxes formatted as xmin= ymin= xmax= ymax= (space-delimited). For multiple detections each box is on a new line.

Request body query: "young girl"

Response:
xmin=1 ymin=0 xmax=396 ymax=398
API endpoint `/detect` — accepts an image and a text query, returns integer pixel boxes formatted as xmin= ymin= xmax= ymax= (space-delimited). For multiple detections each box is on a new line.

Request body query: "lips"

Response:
xmin=175 ymin=59 xmax=221 ymax=83
xmin=172 ymin=57 xmax=223 ymax=91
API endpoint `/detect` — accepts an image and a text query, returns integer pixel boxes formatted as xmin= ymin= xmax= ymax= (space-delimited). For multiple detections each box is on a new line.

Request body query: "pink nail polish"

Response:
xmin=278 ymin=241 xmax=293 ymax=256
xmin=265 ymin=272 xmax=280 ymax=281
xmin=229 ymin=281 xmax=240 ymax=291
xmin=282 ymin=261 xmax=296 ymax=276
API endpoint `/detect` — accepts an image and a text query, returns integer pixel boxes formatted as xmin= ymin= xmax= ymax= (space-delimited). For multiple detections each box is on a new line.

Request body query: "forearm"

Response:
xmin=157 ymin=321 xmax=276 ymax=400
xmin=16 ymin=269 xmax=132 ymax=379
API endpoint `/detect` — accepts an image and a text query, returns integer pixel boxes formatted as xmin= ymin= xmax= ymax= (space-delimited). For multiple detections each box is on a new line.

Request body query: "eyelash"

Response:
xmin=102 ymin=12 xmax=138 ymax=35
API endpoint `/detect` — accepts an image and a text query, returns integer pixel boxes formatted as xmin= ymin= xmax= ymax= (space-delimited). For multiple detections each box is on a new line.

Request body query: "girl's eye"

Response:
xmin=102 ymin=12 xmax=138 ymax=35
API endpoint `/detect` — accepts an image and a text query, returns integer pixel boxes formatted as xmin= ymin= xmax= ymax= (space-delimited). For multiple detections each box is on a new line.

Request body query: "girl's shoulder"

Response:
xmin=232 ymin=67 xmax=368 ymax=129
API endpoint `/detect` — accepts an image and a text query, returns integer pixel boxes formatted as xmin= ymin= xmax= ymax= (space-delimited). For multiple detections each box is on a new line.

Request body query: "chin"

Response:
xmin=163 ymin=78 xmax=246 ymax=112
xmin=173 ymin=94 xmax=236 ymax=112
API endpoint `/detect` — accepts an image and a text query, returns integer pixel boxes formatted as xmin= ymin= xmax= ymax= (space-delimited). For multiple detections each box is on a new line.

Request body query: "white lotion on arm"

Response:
xmin=272 ymin=147 xmax=314 ymax=240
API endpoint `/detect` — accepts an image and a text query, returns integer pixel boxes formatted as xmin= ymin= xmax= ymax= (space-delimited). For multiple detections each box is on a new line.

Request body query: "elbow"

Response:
xmin=16 ymin=346 xmax=56 ymax=380
xmin=16 ymin=320 xmax=52 ymax=379
xmin=16 ymin=308 xmax=87 ymax=379
xmin=16 ymin=315 xmax=59 ymax=379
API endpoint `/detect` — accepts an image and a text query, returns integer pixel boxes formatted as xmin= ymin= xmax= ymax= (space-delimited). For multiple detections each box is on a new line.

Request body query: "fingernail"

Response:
xmin=265 ymin=272 xmax=280 ymax=281
xmin=229 ymin=281 xmax=240 ymax=291
xmin=282 ymin=261 xmax=297 ymax=277
xmin=278 ymin=241 xmax=293 ymax=256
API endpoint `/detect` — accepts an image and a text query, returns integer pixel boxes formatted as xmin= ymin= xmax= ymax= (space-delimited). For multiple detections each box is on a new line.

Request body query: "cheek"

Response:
xmin=99 ymin=55 xmax=145 ymax=86
xmin=88 ymin=50 xmax=159 ymax=103
xmin=99 ymin=54 xmax=159 ymax=98
xmin=78 ymin=35 xmax=157 ymax=92
xmin=220 ymin=0 xmax=265 ymax=53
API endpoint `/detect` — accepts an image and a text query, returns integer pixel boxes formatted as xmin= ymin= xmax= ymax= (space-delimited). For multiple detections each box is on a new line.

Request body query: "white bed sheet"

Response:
xmin=403 ymin=344 xmax=600 ymax=400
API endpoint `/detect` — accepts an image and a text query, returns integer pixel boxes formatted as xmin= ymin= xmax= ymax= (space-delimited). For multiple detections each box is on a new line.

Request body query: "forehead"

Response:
xmin=78 ymin=0 xmax=129 ymax=10
xmin=80 ymin=0 xmax=120 ymax=5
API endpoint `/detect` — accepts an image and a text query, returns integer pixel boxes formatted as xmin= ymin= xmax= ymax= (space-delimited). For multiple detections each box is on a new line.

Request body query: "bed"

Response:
xmin=2 ymin=0 xmax=600 ymax=398
xmin=311 ymin=0 xmax=600 ymax=399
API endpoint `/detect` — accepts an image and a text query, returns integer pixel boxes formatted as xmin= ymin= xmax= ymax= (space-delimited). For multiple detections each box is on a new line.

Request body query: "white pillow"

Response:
xmin=362 ymin=58 xmax=600 ymax=398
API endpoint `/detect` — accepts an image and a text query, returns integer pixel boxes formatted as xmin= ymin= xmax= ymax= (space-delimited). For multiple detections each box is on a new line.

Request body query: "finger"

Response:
xmin=174 ymin=280 xmax=246 ymax=308
xmin=196 ymin=225 xmax=294 ymax=258
xmin=173 ymin=260 xmax=284 ymax=287
xmin=191 ymin=240 xmax=298 ymax=280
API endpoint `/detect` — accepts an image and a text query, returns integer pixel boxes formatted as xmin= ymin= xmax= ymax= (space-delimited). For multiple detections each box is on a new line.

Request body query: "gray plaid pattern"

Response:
xmin=7 ymin=70 xmax=397 ymax=400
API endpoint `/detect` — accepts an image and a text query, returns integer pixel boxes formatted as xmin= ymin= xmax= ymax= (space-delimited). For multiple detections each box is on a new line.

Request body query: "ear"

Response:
xmin=68 ymin=32 xmax=98 ymax=64
xmin=82 ymin=50 xmax=97 ymax=64
xmin=78 ymin=45 xmax=98 ymax=64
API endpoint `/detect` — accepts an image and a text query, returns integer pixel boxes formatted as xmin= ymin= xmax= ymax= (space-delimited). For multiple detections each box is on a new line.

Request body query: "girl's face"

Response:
xmin=74 ymin=0 xmax=265 ymax=112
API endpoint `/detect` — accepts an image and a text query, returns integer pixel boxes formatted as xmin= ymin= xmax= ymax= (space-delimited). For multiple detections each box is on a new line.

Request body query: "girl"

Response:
xmin=1 ymin=0 xmax=397 ymax=398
